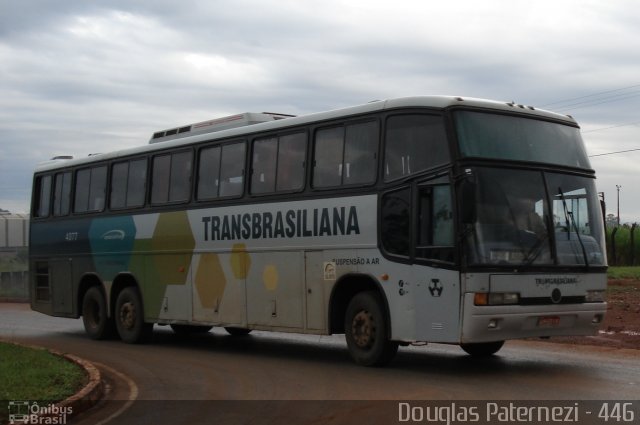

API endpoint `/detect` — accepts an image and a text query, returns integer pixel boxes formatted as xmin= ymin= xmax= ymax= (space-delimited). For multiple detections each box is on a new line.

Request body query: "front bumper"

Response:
xmin=460 ymin=293 xmax=606 ymax=343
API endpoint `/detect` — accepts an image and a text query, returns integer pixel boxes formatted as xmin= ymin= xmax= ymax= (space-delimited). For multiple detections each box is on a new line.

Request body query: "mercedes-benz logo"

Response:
xmin=551 ymin=288 xmax=562 ymax=304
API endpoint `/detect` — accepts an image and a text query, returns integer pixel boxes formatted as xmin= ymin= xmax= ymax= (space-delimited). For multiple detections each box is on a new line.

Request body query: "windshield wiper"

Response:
xmin=522 ymin=231 xmax=549 ymax=266
xmin=557 ymin=187 xmax=589 ymax=267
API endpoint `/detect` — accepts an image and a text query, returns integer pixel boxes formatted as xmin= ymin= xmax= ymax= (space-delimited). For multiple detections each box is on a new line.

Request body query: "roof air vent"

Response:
xmin=149 ymin=112 xmax=295 ymax=144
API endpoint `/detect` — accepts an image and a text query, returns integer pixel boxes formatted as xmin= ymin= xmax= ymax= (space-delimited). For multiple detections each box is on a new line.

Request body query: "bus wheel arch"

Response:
xmin=329 ymin=274 xmax=398 ymax=366
xmin=328 ymin=274 xmax=390 ymax=335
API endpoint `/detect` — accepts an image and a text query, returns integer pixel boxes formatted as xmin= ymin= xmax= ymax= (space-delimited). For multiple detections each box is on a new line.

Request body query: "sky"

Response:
xmin=1 ymin=0 xmax=639 ymax=222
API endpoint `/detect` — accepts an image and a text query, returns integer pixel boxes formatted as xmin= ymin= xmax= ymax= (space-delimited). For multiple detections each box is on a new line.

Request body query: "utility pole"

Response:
xmin=598 ymin=192 xmax=606 ymax=228
xmin=616 ymin=185 xmax=622 ymax=226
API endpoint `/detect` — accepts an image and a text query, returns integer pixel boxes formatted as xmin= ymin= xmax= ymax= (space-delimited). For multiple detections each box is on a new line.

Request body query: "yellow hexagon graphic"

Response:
xmin=143 ymin=211 xmax=196 ymax=318
xmin=263 ymin=265 xmax=278 ymax=291
xmin=151 ymin=211 xmax=195 ymax=285
xmin=230 ymin=243 xmax=250 ymax=279
xmin=195 ymin=253 xmax=226 ymax=309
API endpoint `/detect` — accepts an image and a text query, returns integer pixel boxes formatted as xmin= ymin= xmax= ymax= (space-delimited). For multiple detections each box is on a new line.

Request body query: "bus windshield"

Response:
xmin=455 ymin=111 xmax=591 ymax=169
xmin=463 ymin=167 xmax=606 ymax=267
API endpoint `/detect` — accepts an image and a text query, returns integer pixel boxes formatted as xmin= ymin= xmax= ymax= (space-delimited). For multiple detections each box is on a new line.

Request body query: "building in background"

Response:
xmin=0 ymin=209 xmax=29 ymax=300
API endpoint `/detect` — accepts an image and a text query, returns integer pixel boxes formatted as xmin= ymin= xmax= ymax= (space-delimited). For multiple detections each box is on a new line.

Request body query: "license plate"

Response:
xmin=538 ymin=316 xmax=560 ymax=327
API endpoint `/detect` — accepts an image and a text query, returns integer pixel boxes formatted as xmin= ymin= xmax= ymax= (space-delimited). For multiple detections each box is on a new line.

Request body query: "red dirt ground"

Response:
xmin=546 ymin=279 xmax=640 ymax=350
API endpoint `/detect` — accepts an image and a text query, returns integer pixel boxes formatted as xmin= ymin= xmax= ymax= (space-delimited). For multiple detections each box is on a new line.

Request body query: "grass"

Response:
xmin=607 ymin=226 xmax=640 ymax=266
xmin=0 ymin=342 xmax=86 ymax=422
xmin=0 ymin=260 xmax=27 ymax=273
xmin=607 ymin=266 xmax=640 ymax=280
xmin=0 ymin=286 xmax=28 ymax=299
xmin=0 ymin=250 xmax=28 ymax=273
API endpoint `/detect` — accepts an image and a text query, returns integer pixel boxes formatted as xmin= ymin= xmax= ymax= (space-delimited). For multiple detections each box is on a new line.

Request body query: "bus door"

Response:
xmin=51 ymin=258 xmax=73 ymax=314
xmin=412 ymin=181 xmax=460 ymax=342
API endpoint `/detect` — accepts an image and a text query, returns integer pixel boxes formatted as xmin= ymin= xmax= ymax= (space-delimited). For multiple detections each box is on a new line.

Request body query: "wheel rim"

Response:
xmin=119 ymin=301 xmax=136 ymax=330
xmin=351 ymin=310 xmax=376 ymax=349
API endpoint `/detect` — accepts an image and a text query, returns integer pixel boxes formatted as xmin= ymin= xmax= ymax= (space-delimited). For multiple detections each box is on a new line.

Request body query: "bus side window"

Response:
xmin=152 ymin=151 xmax=192 ymax=204
xmin=53 ymin=172 xmax=72 ymax=216
xmin=380 ymin=187 xmax=411 ymax=257
xmin=219 ymin=142 xmax=245 ymax=197
xmin=313 ymin=127 xmax=344 ymax=188
xmin=151 ymin=154 xmax=171 ymax=204
xmin=33 ymin=175 xmax=52 ymax=218
xmin=197 ymin=146 xmax=221 ymax=199
xmin=111 ymin=159 xmax=147 ymax=209
xmin=251 ymin=137 xmax=278 ymax=194
xmin=74 ymin=166 xmax=107 ymax=213
xmin=89 ymin=166 xmax=107 ymax=211
xmin=313 ymin=121 xmax=377 ymax=188
xmin=384 ymin=115 xmax=448 ymax=181
xmin=197 ymin=141 xmax=246 ymax=199
xmin=276 ymin=132 xmax=306 ymax=192
xmin=251 ymin=132 xmax=306 ymax=195
xmin=127 ymin=159 xmax=147 ymax=207
xmin=110 ymin=162 xmax=129 ymax=209
xmin=416 ymin=184 xmax=454 ymax=262
xmin=169 ymin=151 xmax=192 ymax=202
xmin=344 ymin=121 xmax=377 ymax=185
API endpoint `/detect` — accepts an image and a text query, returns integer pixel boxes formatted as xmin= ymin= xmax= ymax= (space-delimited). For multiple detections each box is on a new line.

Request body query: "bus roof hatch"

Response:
xmin=149 ymin=112 xmax=295 ymax=143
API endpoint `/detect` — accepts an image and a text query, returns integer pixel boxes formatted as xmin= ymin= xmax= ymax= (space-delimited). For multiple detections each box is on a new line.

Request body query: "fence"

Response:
xmin=0 ymin=213 xmax=29 ymax=248
xmin=607 ymin=225 xmax=640 ymax=266
xmin=0 ymin=270 xmax=29 ymax=301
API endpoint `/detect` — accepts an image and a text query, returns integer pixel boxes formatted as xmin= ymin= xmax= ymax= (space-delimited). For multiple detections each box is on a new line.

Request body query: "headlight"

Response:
xmin=585 ymin=290 xmax=605 ymax=302
xmin=474 ymin=292 xmax=520 ymax=306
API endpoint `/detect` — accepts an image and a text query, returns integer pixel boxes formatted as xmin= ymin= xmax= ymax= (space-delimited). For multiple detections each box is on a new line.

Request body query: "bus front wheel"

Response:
xmin=460 ymin=341 xmax=504 ymax=357
xmin=224 ymin=327 xmax=252 ymax=336
xmin=115 ymin=287 xmax=152 ymax=344
xmin=82 ymin=286 xmax=115 ymax=340
xmin=344 ymin=291 xmax=398 ymax=367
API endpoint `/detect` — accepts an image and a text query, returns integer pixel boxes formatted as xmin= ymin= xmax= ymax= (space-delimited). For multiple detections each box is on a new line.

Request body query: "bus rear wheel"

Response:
xmin=82 ymin=286 xmax=115 ymax=340
xmin=460 ymin=341 xmax=504 ymax=357
xmin=344 ymin=291 xmax=398 ymax=367
xmin=115 ymin=287 xmax=152 ymax=344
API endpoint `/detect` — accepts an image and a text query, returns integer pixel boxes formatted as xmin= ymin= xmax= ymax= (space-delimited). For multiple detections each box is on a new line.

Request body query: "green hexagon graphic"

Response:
xmin=145 ymin=211 xmax=195 ymax=318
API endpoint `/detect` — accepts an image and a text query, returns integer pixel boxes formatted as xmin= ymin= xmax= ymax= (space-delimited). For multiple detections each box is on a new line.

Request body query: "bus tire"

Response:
xmin=171 ymin=324 xmax=213 ymax=334
xmin=82 ymin=286 xmax=115 ymax=340
xmin=224 ymin=327 xmax=252 ymax=336
xmin=460 ymin=341 xmax=504 ymax=357
xmin=115 ymin=287 xmax=152 ymax=344
xmin=344 ymin=291 xmax=398 ymax=367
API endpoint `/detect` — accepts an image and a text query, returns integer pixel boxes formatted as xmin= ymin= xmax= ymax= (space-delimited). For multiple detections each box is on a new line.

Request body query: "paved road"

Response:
xmin=1 ymin=303 xmax=638 ymax=424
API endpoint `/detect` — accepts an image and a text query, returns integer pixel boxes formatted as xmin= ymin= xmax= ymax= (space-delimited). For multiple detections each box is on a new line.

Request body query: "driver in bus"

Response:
xmin=513 ymin=196 xmax=547 ymax=239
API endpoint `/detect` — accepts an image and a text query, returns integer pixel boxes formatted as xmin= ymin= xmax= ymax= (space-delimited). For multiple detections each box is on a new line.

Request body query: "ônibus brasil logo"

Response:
xmin=7 ymin=401 xmax=72 ymax=424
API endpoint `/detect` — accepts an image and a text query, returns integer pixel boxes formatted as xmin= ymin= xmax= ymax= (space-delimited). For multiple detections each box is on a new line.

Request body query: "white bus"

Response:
xmin=30 ymin=96 xmax=607 ymax=366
